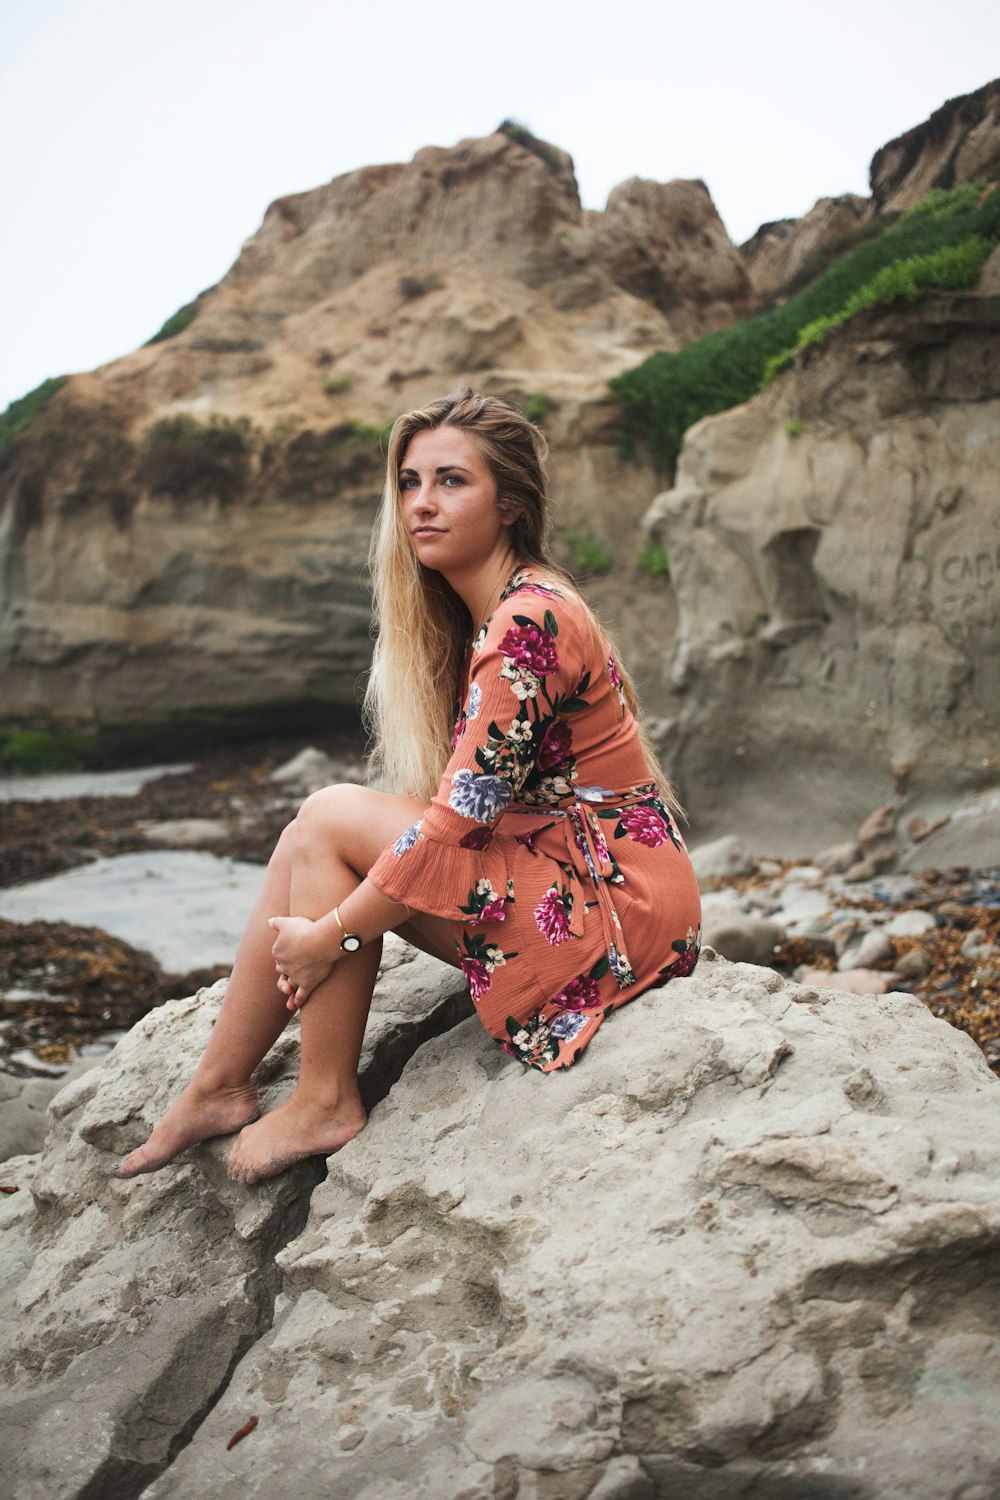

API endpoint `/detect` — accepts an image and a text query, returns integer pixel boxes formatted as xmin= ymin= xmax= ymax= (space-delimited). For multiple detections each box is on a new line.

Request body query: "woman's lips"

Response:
xmin=412 ymin=527 xmax=444 ymax=537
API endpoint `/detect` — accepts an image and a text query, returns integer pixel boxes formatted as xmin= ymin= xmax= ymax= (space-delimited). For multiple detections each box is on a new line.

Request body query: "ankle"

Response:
xmin=292 ymin=1078 xmax=364 ymax=1119
xmin=187 ymin=1069 xmax=257 ymax=1100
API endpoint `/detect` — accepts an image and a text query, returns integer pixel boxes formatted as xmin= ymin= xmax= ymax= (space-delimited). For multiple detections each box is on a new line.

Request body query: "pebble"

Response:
xmin=798 ymin=967 xmax=903 ymax=996
xmin=838 ymin=931 xmax=896 ymax=972
xmin=884 ymin=909 xmax=936 ymax=938
xmin=814 ymin=841 xmax=860 ymax=875
xmin=139 ymin=818 xmax=232 ymax=848
xmin=689 ymin=835 xmax=754 ymax=885
xmin=701 ymin=908 xmax=786 ymax=966
xmin=895 ymin=948 xmax=931 ymax=980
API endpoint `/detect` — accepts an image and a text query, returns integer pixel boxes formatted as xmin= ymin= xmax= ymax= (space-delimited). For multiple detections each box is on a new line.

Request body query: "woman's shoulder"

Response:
xmin=476 ymin=566 xmax=594 ymax=673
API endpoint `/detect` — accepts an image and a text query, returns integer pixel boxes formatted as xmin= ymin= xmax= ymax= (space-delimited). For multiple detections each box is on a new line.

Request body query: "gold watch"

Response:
xmin=333 ymin=905 xmax=362 ymax=953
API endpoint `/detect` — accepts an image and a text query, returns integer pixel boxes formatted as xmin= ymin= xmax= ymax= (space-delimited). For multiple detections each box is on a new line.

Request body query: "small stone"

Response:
xmin=961 ymin=928 xmax=988 ymax=960
xmin=272 ymin=747 xmax=345 ymax=795
xmin=701 ymin=908 xmax=786 ymax=965
xmin=140 ymin=818 xmax=231 ymax=848
xmin=799 ymin=967 xmax=903 ymax=995
xmin=689 ymin=835 xmax=754 ymax=885
xmin=895 ymin=948 xmax=931 ymax=980
xmin=838 ymin=931 xmax=895 ymax=971
xmin=884 ymin=909 xmax=936 ymax=938
xmin=829 ymin=919 xmax=862 ymax=958
xmin=814 ymin=841 xmax=860 ymax=876
xmin=857 ymin=802 xmax=896 ymax=851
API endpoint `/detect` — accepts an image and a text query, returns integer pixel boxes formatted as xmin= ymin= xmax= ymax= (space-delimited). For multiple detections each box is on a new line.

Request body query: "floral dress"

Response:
xmin=368 ymin=568 xmax=702 ymax=1072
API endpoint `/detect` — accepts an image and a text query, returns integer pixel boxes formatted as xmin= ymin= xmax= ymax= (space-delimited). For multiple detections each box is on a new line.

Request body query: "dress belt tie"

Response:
xmin=509 ymin=782 xmax=657 ymax=990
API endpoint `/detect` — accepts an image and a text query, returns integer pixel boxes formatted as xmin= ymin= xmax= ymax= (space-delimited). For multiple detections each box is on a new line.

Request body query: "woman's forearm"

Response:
xmin=312 ymin=878 xmax=410 ymax=955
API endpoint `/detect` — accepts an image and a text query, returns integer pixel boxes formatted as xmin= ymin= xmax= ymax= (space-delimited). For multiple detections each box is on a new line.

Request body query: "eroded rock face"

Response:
xmin=740 ymin=194 xmax=871 ymax=303
xmin=0 ymin=940 xmax=470 ymax=1499
xmin=3 ymin=952 xmax=999 ymax=1499
xmin=0 ymin=130 xmax=749 ymax=745
xmin=643 ymin=289 xmax=1000 ymax=851
xmin=871 ymin=77 xmax=1000 ymax=213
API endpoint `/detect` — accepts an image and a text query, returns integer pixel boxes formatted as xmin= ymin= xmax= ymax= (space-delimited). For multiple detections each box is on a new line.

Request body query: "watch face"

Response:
xmin=341 ymin=934 xmax=362 ymax=953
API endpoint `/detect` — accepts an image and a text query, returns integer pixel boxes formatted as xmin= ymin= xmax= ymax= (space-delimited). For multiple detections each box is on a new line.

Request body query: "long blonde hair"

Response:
xmin=364 ymin=386 xmax=679 ymax=813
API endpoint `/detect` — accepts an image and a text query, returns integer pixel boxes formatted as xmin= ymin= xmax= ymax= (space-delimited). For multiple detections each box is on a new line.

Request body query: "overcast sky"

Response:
xmin=1 ymin=0 xmax=997 ymax=412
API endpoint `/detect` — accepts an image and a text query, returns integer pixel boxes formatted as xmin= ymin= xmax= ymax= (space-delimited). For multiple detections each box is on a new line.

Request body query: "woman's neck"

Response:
xmin=454 ymin=550 xmax=520 ymax=636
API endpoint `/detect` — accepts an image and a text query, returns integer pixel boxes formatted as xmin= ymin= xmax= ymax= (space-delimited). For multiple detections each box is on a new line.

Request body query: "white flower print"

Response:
xmin=467 ymin=681 xmax=482 ymax=720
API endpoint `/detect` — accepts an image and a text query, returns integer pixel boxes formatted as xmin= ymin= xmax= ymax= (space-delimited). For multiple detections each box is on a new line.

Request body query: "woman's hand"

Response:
xmin=268 ymin=915 xmax=335 ymax=1011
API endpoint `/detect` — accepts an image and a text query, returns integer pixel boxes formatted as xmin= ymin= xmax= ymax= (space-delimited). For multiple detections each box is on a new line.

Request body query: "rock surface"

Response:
xmin=645 ymin=289 xmax=1000 ymax=850
xmin=0 ymin=938 xmax=470 ymax=1499
xmin=2 ymin=949 xmax=1000 ymax=1499
xmin=870 ymin=78 xmax=1000 ymax=213
xmin=740 ymin=193 xmax=871 ymax=303
xmin=0 ymin=129 xmax=749 ymax=749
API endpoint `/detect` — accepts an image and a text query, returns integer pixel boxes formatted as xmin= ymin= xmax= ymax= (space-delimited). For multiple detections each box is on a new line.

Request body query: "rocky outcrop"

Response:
xmin=643 ymin=287 xmax=1000 ymax=851
xmin=3 ymin=951 xmax=1000 ymax=1498
xmin=0 ymin=130 xmax=751 ymax=749
xmin=871 ymin=77 xmax=1000 ymax=213
xmin=740 ymin=193 xmax=871 ymax=303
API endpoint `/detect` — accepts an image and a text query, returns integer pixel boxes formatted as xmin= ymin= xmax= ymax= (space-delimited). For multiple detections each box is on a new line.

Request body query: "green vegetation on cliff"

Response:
xmin=144 ymin=299 xmax=200 ymax=345
xmin=0 ymin=377 xmax=68 ymax=464
xmin=612 ymin=181 xmax=1000 ymax=475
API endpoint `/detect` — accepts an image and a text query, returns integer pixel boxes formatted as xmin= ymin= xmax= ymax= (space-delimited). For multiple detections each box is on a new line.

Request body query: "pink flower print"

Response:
xmin=670 ymin=947 xmax=698 ymax=978
xmin=479 ymin=896 xmax=507 ymax=923
xmin=553 ymin=974 xmax=602 ymax=1011
xmin=534 ymin=886 xmax=573 ymax=944
xmin=461 ymin=956 xmax=492 ymax=1002
xmin=620 ymin=805 xmax=669 ymax=847
xmin=607 ymin=652 xmax=623 ymax=690
xmin=537 ymin=721 xmax=573 ymax=773
xmin=499 ymin=623 xmax=560 ymax=678
xmin=459 ymin=825 xmax=494 ymax=850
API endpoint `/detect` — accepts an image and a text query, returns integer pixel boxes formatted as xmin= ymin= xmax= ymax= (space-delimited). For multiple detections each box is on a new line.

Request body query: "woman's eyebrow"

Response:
xmin=398 ymin=464 xmax=472 ymax=477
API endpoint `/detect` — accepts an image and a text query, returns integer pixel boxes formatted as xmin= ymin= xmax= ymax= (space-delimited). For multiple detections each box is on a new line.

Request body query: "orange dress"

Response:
xmin=368 ymin=567 xmax=702 ymax=1071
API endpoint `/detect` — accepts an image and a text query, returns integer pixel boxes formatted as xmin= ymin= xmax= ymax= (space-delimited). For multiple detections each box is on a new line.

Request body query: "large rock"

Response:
xmin=0 ymin=940 xmax=469 ymax=1499
xmin=3 ymin=951 xmax=1000 ymax=1498
xmin=740 ymin=193 xmax=871 ymax=303
xmin=870 ymin=78 xmax=1000 ymax=214
xmin=0 ymin=129 xmax=751 ymax=750
xmin=644 ymin=289 xmax=1000 ymax=851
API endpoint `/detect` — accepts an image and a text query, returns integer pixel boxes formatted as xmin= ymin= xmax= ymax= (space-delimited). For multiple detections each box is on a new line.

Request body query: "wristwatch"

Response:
xmin=333 ymin=905 xmax=362 ymax=953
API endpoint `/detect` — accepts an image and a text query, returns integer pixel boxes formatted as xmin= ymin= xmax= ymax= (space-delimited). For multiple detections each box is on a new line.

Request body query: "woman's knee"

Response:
xmin=295 ymin=782 xmax=366 ymax=849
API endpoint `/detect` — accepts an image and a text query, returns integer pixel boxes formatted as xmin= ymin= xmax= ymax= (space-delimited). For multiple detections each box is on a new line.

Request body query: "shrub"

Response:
xmin=497 ymin=119 xmax=566 ymax=178
xmin=281 ymin=420 xmax=388 ymax=497
xmin=139 ymin=414 xmax=251 ymax=501
xmin=612 ymin=180 xmax=1000 ymax=476
xmin=616 ymin=431 xmax=637 ymax=463
xmin=635 ymin=537 xmax=670 ymax=577
xmin=784 ymin=417 xmax=803 ymax=437
xmin=323 ymin=373 xmax=354 ymax=395
xmin=523 ymin=392 xmax=547 ymax=425
xmin=0 ymin=377 xmax=68 ymax=463
xmin=145 ymin=299 xmax=199 ymax=345
xmin=0 ymin=729 xmax=97 ymax=772
xmin=565 ymin=528 xmax=613 ymax=575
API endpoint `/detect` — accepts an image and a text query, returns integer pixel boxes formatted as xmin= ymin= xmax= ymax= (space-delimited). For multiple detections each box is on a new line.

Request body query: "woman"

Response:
xmin=112 ymin=388 xmax=701 ymax=1185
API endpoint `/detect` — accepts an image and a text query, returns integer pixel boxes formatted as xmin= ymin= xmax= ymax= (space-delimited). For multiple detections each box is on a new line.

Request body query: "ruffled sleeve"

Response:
xmin=368 ymin=582 xmax=586 ymax=921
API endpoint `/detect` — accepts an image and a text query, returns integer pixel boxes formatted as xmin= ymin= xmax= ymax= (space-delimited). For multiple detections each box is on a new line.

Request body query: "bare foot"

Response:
xmin=110 ymin=1081 xmax=261 ymax=1178
xmin=226 ymin=1091 xmax=366 ymax=1185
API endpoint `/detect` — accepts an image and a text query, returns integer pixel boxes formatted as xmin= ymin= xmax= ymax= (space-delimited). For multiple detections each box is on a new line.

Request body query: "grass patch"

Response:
xmin=139 ymin=414 xmax=251 ymax=502
xmin=565 ymin=528 xmax=613 ymax=576
xmin=323 ymin=373 xmax=354 ymax=395
xmin=0 ymin=729 xmax=97 ymax=773
xmin=0 ymin=377 xmax=68 ymax=464
xmin=635 ymin=538 xmax=670 ymax=577
xmin=522 ymin=392 xmax=547 ymax=425
xmin=497 ymin=119 xmax=567 ymax=178
xmin=612 ymin=180 xmax=1000 ymax=476
xmin=145 ymin=299 xmax=199 ymax=345
xmin=785 ymin=417 xmax=803 ymax=437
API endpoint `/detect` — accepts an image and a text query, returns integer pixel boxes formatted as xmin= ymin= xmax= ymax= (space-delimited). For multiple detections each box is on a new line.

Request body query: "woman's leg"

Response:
xmin=114 ymin=786 xmax=458 ymax=1180
xmin=226 ymin=784 xmax=459 ymax=1182
xmin=111 ymin=822 xmax=300 ymax=1176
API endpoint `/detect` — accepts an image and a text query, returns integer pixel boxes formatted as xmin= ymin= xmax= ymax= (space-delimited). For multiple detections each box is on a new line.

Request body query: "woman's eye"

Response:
xmin=443 ymin=474 xmax=464 ymax=487
xmin=399 ymin=475 xmax=418 ymax=490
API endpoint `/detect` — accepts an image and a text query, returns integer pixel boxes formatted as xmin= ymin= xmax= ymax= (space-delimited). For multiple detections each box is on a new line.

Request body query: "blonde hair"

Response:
xmin=364 ymin=386 xmax=679 ymax=813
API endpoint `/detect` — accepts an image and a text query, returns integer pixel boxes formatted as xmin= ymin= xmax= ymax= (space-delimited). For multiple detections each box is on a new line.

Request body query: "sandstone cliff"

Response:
xmin=871 ymin=77 xmax=1000 ymax=213
xmin=643 ymin=281 xmax=1000 ymax=851
xmin=0 ymin=129 xmax=751 ymax=751
xmin=2 ymin=949 xmax=999 ymax=1498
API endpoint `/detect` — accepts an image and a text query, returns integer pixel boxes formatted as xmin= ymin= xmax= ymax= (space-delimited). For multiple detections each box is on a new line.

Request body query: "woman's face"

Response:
xmin=399 ymin=426 xmax=515 ymax=580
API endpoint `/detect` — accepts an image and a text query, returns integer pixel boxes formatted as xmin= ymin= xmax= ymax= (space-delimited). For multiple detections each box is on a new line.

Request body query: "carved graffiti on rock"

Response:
xmin=934 ymin=544 xmax=1000 ymax=647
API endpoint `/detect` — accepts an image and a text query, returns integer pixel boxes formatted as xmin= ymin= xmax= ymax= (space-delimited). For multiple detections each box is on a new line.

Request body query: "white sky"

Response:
xmin=1 ymin=0 xmax=997 ymax=412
